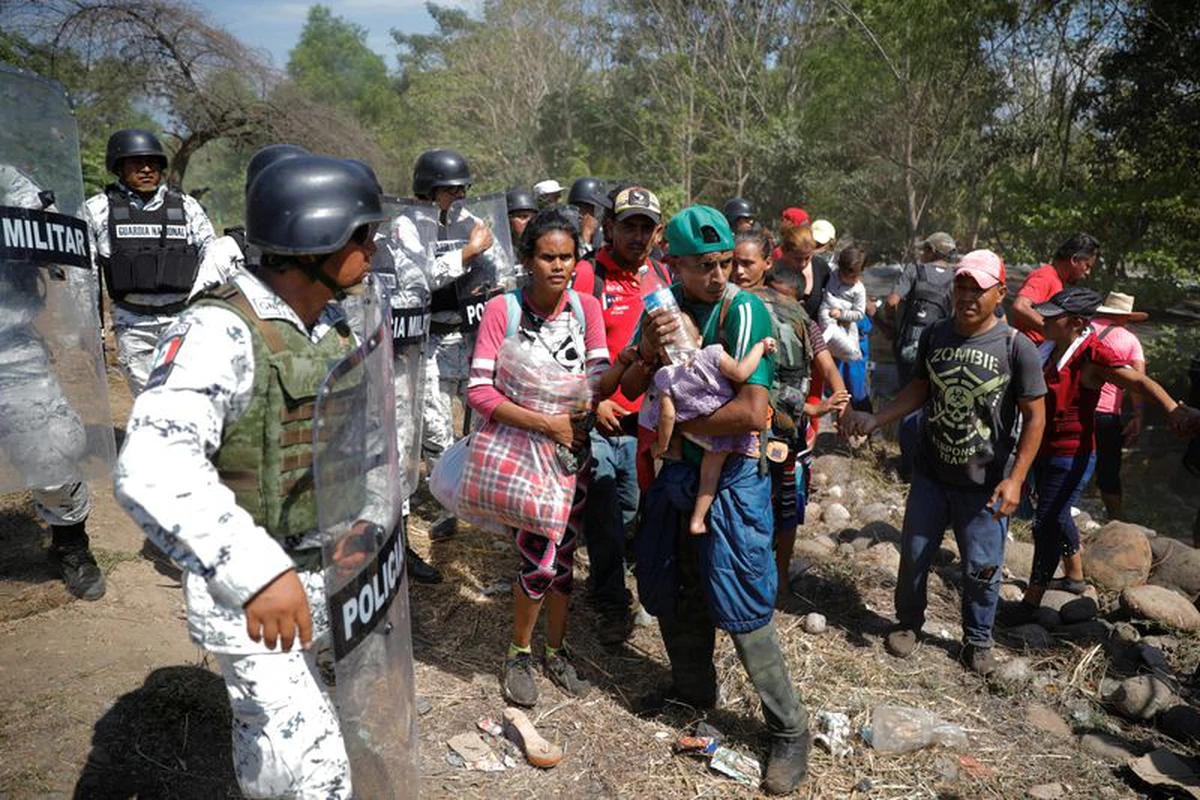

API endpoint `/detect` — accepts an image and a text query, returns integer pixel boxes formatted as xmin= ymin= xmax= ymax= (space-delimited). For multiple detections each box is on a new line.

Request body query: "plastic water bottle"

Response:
xmin=643 ymin=287 xmax=697 ymax=365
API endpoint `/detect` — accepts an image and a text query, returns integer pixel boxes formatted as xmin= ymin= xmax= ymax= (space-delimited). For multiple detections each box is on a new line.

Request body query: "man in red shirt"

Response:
xmin=571 ymin=185 xmax=670 ymax=645
xmin=1010 ymin=233 xmax=1100 ymax=343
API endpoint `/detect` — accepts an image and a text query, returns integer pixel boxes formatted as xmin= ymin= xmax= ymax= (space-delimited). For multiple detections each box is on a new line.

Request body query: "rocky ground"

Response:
xmin=1 ymin=372 xmax=1198 ymax=797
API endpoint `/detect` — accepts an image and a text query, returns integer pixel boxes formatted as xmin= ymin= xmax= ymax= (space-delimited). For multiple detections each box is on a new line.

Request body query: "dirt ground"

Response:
xmin=1 ymin=366 xmax=1195 ymax=799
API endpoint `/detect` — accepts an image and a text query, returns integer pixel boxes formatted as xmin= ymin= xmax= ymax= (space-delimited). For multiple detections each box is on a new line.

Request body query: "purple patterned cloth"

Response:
xmin=647 ymin=344 xmax=757 ymax=456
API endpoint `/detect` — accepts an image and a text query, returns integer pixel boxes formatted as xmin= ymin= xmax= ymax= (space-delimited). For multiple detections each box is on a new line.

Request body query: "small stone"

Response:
xmin=1149 ymin=538 xmax=1200 ymax=599
xmin=1003 ymin=623 xmax=1056 ymax=650
xmin=802 ymin=613 xmax=827 ymax=634
xmin=1120 ymin=585 xmax=1200 ymax=631
xmin=934 ymin=752 xmax=959 ymax=781
xmin=1056 ymin=620 xmax=1111 ymax=642
xmin=991 ymin=657 xmax=1033 ymax=690
xmin=1079 ymin=732 xmax=1140 ymax=763
xmin=793 ymin=539 xmax=836 ymax=564
xmin=823 ymin=503 xmax=852 ymax=526
xmin=858 ymin=502 xmax=891 ymax=524
xmin=634 ymin=606 xmax=655 ymax=627
xmin=1098 ymin=677 xmax=1122 ymax=700
xmin=812 ymin=471 xmax=829 ymax=486
xmin=857 ymin=543 xmax=901 ymax=576
xmin=805 ymin=502 xmax=822 ymax=523
xmin=854 ymin=778 xmax=873 ymax=793
xmin=1029 ymin=782 xmax=1065 ymax=799
xmin=827 ymin=484 xmax=844 ymax=500
xmin=1058 ymin=596 xmax=1099 ymax=624
xmin=1142 ymin=635 xmax=1179 ymax=651
xmin=1000 ymin=583 xmax=1025 ymax=602
xmin=1111 ymin=674 xmax=1179 ymax=721
xmin=1005 ymin=540 xmax=1036 ymax=580
xmin=1112 ymin=621 xmax=1140 ymax=644
xmin=1025 ymin=704 xmax=1073 ymax=740
xmin=849 ymin=536 xmax=873 ymax=552
xmin=1082 ymin=522 xmax=1153 ymax=591
xmin=1136 ymin=643 xmax=1170 ymax=672
xmin=1157 ymin=704 xmax=1200 ymax=744
xmin=838 ymin=543 xmax=856 ymax=557
xmin=415 ymin=695 xmax=433 ymax=716
xmin=1033 ymin=607 xmax=1062 ymax=629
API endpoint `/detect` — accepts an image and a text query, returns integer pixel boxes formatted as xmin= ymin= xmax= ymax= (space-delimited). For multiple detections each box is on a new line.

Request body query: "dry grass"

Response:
xmin=401 ymin=466 xmax=1168 ymax=799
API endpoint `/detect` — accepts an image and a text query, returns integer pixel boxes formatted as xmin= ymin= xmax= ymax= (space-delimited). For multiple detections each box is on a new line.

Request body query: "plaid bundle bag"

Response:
xmin=459 ymin=337 xmax=591 ymax=541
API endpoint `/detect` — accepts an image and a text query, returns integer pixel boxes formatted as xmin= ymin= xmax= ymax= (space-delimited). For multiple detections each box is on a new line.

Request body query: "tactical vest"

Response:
xmin=194 ymin=284 xmax=358 ymax=567
xmin=754 ymin=286 xmax=813 ymax=430
xmin=102 ymin=186 xmax=200 ymax=301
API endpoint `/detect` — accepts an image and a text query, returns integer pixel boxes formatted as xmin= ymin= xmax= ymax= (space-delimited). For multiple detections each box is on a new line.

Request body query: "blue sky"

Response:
xmin=192 ymin=0 xmax=468 ymax=69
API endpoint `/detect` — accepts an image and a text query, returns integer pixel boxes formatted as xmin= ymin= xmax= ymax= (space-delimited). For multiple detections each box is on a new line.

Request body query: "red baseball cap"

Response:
xmin=781 ymin=207 xmax=809 ymax=226
xmin=954 ymin=249 xmax=1006 ymax=289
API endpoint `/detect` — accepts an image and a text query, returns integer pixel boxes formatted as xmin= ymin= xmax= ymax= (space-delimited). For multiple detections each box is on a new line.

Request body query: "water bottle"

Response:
xmin=643 ymin=287 xmax=697 ymax=365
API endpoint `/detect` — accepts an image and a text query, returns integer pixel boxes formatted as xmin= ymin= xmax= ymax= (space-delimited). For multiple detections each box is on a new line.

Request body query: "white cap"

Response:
xmin=533 ymin=179 xmax=563 ymax=197
xmin=811 ymin=219 xmax=836 ymax=246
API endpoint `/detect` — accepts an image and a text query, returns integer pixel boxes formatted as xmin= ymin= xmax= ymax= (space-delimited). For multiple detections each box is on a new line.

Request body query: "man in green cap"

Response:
xmin=620 ymin=205 xmax=810 ymax=795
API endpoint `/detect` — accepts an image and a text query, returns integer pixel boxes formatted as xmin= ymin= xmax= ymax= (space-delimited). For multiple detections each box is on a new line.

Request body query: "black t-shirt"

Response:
xmin=801 ymin=254 xmax=831 ymax=320
xmin=914 ymin=319 xmax=1047 ymax=488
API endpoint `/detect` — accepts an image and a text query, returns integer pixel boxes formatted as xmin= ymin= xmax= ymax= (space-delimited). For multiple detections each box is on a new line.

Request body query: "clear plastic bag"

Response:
xmin=458 ymin=338 xmax=590 ymax=541
xmin=866 ymin=705 xmax=968 ymax=754
xmin=429 ymin=435 xmax=470 ymax=512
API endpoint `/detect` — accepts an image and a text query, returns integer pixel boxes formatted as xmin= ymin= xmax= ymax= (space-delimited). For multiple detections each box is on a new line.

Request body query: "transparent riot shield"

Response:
xmin=315 ymin=277 xmax=417 ymax=799
xmin=374 ymin=199 xmax=436 ymax=498
xmin=444 ymin=191 xmax=520 ymax=332
xmin=0 ymin=63 xmax=116 ymax=494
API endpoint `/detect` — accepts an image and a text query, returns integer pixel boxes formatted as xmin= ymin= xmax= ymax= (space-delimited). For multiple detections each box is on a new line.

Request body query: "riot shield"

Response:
xmin=0 ymin=63 xmax=116 ymax=494
xmin=315 ymin=276 xmax=417 ymax=798
xmin=444 ymin=191 xmax=520 ymax=332
xmin=374 ymin=199 xmax=436 ymax=498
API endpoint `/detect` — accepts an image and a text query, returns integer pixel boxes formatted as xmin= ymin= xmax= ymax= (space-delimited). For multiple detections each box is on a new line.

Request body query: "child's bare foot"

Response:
xmin=688 ymin=516 xmax=708 ymax=535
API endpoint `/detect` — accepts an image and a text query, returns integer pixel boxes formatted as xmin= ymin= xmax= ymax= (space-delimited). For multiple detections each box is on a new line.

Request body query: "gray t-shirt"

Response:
xmin=914 ymin=319 xmax=1047 ymax=488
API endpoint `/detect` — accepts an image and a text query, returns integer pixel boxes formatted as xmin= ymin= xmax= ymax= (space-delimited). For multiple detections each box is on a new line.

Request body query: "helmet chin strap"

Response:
xmin=305 ymin=257 xmax=351 ymax=301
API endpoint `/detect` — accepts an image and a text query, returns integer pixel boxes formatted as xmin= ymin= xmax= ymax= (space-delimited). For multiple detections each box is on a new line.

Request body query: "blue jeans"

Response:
xmin=896 ymin=467 xmax=1008 ymax=648
xmin=584 ymin=430 xmax=639 ymax=612
xmin=836 ymin=320 xmax=872 ymax=412
xmin=1030 ymin=452 xmax=1096 ymax=585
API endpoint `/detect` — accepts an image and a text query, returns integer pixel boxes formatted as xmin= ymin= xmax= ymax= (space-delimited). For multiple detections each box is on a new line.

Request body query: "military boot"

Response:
xmin=49 ymin=521 xmax=105 ymax=601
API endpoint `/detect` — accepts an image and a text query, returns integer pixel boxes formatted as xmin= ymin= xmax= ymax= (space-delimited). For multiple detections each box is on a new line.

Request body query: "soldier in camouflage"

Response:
xmin=115 ymin=154 xmax=390 ymax=799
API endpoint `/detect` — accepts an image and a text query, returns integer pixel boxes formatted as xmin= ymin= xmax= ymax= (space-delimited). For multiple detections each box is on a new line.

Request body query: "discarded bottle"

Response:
xmin=642 ymin=287 xmax=697 ymax=365
xmin=865 ymin=705 xmax=968 ymax=754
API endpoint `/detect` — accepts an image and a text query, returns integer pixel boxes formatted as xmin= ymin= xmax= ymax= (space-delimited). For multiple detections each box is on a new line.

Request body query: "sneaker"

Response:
xmin=595 ymin=606 xmax=634 ymax=647
xmin=961 ymin=644 xmax=1000 ymax=675
xmin=51 ymin=546 xmax=105 ymax=601
xmin=502 ymin=652 xmax=539 ymax=707
xmin=1047 ymin=577 xmax=1088 ymax=595
xmin=544 ymin=649 xmax=591 ymax=698
xmin=762 ymin=735 xmax=810 ymax=795
xmin=429 ymin=515 xmax=458 ymax=541
xmin=884 ymin=627 xmax=918 ymax=658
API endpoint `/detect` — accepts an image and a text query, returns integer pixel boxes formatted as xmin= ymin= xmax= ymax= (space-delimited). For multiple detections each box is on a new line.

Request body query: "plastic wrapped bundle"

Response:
xmin=459 ymin=337 xmax=591 ymax=541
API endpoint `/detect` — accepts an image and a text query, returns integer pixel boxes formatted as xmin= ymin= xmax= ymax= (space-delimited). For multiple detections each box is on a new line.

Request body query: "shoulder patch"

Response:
xmin=144 ymin=323 xmax=191 ymax=390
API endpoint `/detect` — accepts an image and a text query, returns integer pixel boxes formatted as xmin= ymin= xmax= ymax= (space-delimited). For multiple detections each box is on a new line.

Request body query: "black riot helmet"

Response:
xmin=723 ymin=197 xmax=755 ymax=226
xmin=106 ymin=128 xmax=168 ymax=174
xmin=506 ymin=187 xmax=538 ymax=215
xmin=344 ymin=158 xmax=383 ymax=194
xmin=412 ymin=148 xmax=472 ymax=198
xmin=244 ymin=144 xmax=309 ymax=194
xmin=246 ymin=155 xmax=388 ymax=257
xmin=568 ymin=176 xmax=609 ymax=210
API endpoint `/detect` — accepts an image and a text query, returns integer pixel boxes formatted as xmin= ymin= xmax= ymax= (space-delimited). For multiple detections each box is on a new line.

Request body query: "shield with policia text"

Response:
xmin=444 ymin=191 xmax=520 ymax=332
xmin=373 ymin=197 xmax=436 ymax=497
xmin=314 ymin=275 xmax=417 ymax=798
xmin=0 ymin=62 xmax=116 ymax=494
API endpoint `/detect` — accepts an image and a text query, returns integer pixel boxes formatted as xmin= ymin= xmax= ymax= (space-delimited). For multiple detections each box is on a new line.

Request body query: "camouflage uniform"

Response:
xmin=115 ymin=270 xmax=356 ymax=799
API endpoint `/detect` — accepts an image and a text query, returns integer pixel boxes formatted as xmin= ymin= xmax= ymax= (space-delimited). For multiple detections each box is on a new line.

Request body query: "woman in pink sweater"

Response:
xmin=467 ymin=208 xmax=630 ymax=708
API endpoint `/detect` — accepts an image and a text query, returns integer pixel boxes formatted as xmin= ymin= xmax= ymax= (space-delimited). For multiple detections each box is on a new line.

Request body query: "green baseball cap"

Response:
xmin=666 ymin=205 xmax=734 ymax=256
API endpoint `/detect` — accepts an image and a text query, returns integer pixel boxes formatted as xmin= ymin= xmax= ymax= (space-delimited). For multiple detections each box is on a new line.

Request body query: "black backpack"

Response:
xmin=896 ymin=263 xmax=952 ymax=367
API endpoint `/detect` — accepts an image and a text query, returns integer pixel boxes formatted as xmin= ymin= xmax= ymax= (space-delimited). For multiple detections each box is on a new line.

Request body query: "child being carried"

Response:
xmin=646 ymin=313 xmax=776 ymax=535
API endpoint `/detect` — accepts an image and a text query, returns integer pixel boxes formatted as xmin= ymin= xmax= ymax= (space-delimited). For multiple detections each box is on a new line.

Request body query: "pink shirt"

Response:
xmin=1091 ymin=318 xmax=1143 ymax=415
xmin=467 ymin=290 xmax=609 ymax=420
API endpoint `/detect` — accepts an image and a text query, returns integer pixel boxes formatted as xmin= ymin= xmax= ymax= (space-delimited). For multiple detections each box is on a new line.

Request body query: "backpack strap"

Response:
xmin=505 ymin=288 xmax=587 ymax=338
xmin=504 ymin=290 xmax=522 ymax=338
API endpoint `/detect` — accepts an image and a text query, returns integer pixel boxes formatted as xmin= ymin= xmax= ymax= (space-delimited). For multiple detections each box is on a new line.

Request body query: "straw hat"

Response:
xmin=1094 ymin=291 xmax=1148 ymax=322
